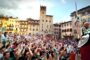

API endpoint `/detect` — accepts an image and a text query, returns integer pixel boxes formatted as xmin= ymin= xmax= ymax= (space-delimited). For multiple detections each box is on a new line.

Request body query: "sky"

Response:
xmin=0 ymin=0 xmax=90 ymax=23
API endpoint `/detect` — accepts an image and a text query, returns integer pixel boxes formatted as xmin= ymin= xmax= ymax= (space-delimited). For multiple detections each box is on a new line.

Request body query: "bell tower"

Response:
xmin=40 ymin=6 xmax=46 ymax=34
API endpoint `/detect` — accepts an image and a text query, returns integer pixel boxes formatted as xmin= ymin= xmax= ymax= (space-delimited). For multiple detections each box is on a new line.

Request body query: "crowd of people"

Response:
xmin=0 ymin=32 xmax=78 ymax=60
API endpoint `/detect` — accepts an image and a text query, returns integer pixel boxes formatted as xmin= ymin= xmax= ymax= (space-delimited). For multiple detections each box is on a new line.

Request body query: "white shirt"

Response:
xmin=1 ymin=34 xmax=8 ymax=41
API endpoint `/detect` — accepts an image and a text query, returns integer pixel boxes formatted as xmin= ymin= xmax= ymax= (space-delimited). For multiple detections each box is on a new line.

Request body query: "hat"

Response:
xmin=83 ymin=22 xmax=90 ymax=28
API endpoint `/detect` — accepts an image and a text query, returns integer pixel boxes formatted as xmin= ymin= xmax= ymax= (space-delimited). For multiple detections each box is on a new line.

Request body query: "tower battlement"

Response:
xmin=40 ymin=6 xmax=46 ymax=11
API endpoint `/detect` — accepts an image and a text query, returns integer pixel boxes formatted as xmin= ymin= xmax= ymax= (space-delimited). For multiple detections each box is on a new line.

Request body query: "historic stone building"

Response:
xmin=53 ymin=23 xmax=61 ymax=39
xmin=40 ymin=6 xmax=53 ymax=35
xmin=0 ymin=6 xmax=53 ymax=36
xmin=60 ymin=21 xmax=73 ymax=39
xmin=18 ymin=6 xmax=53 ymax=35
xmin=27 ymin=18 xmax=39 ymax=35
xmin=0 ymin=16 xmax=19 ymax=33
xmin=18 ymin=20 xmax=28 ymax=35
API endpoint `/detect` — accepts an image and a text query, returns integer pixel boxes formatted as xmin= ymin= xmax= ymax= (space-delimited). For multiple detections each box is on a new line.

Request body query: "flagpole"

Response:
xmin=74 ymin=0 xmax=82 ymax=38
xmin=74 ymin=0 xmax=78 ymax=17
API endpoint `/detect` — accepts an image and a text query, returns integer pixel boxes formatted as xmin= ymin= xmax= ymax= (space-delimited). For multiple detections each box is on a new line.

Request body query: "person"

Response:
xmin=78 ymin=22 xmax=90 ymax=60
xmin=3 ymin=51 xmax=10 ymax=60
xmin=0 ymin=49 xmax=3 ymax=60
xmin=69 ymin=51 xmax=75 ymax=60
xmin=1 ymin=32 xmax=8 ymax=48
xmin=9 ymin=48 xmax=16 ymax=60
xmin=59 ymin=47 xmax=67 ymax=60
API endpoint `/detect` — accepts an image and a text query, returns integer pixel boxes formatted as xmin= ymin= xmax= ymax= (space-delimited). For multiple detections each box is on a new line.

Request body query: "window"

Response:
xmin=33 ymin=29 xmax=34 ymax=31
xmin=36 ymin=29 xmax=38 ymax=31
xmin=62 ymin=29 xmax=66 ymax=32
xmin=46 ymin=20 xmax=48 ymax=22
xmin=29 ymin=33 xmax=31 ymax=35
xmin=70 ymin=29 xmax=72 ymax=32
xmin=42 ymin=20 xmax=44 ymax=22
xmin=67 ymin=29 xmax=69 ymax=32
xmin=64 ymin=29 xmax=66 ymax=32
xmin=42 ymin=29 xmax=43 ymax=31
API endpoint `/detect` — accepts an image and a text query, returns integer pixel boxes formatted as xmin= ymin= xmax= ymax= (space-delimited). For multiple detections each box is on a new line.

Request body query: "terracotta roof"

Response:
xmin=27 ymin=18 xmax=39 ymax=21
xmin=27 ymin=18 xmax=39 ymax=24
xmin=53 ymin=23 xmax=59 ymax=25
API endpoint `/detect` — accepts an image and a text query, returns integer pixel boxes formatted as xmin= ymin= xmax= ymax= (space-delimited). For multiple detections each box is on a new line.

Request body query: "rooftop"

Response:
xmin=46 ymin=15 xmax=53 ymax=17
xmin=71 ymin=5 xmax=90 ymax=16
xmin=60 ymin=21 xmax=72 ymax=24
